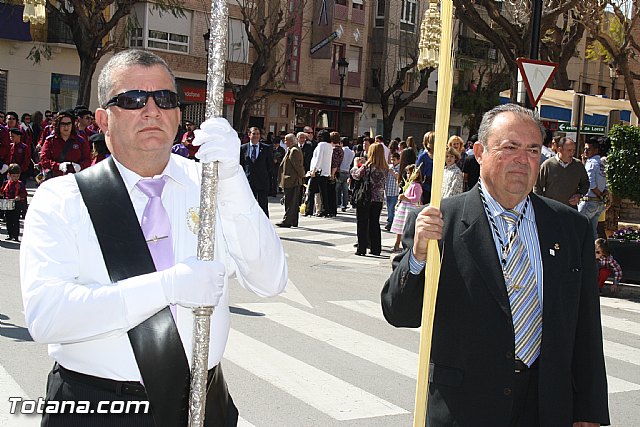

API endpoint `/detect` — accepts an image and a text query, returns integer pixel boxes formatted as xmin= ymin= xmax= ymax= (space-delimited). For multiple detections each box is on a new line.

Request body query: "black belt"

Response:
xmin=58 ymin=364 xmax=148 ymax=397
xmin=515 ymin=358 xmax=539 ymax=373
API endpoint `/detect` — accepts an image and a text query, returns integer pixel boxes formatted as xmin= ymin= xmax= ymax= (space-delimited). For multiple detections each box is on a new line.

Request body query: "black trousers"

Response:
xmin=306 ymin=176 xmax=328 ymax=216
xmin=356 ymin=201 xmax=383 ymax=255
xmin=41 ymin=364 xmax=238 ymax=427
xmin=326 ymin=179 xmax=337 ymax=215
xmin=282 ymin=185 xmax=301 ymax=226
xmin=5 ymin=208 xmax=20 ymax=239
xmin=252 ymin=188 xmax=269 ymax=218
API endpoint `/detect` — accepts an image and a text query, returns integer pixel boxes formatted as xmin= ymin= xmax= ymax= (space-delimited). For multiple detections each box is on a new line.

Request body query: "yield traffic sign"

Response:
xmin=516 ymin=58 xmax=558 ymax=108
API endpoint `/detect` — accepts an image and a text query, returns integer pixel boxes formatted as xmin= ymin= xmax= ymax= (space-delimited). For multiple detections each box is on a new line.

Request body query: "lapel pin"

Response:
xmin=549 ymin=249 xmax=555 ymax=256
xmin=554 ymin=243 xmax=560 ymax=250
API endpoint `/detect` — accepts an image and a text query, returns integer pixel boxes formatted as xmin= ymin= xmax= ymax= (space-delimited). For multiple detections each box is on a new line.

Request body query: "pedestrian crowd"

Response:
xmin=1 ymin=100 xmax=624 ymax=291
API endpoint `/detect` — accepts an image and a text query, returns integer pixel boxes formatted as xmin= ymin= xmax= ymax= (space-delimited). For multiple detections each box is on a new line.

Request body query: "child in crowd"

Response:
xmin=595 ymin=238 xmax=622 ymax=294
xmin=2 ymin=163 xmax=27 ymax=242
xmin=390 ymin=164 xmax=423 ymax=252
xmin=384 ymin=152 xmax=400 ymax=231
xmin=442 ymin=147 xmax=463 ymax=198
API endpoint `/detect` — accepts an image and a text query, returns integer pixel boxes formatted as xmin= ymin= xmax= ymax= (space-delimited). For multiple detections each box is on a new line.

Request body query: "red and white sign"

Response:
xmin=182 ymin=86 xmax=206 ymax=103
xmin=224 ymin=90 xmax=235 ymax=105
xmin=516 ymin=58 xmax=558 ymax=108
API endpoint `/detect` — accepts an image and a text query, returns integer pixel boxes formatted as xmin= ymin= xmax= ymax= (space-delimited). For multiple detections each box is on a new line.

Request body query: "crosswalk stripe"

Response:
xmin=317 ymin=256 xmax=381 ymax=266
xmin=600 ymin=297 xmax=640 ymax=314
xmin=237 ymin=417 xmax=256 ymax=427
xmin=273 ymin=221 xmax=355 ymax=235
xmin=607 ymin=375 xmax=640 ymax=394
xmin=238 ymin=303 xmax=418 ymax=379
xmin=280 ymin=279 xmax=313 ymax=308
xmin=0 ymin=364 xmax=37 ymax=426
xmin=333 ymin=238 xmax=397 ymax=252
xmin=328 ymin=300 xmax=421 ymax=333
xmin=601 ymin=314 xmax=640 ymax=337
xmin=224 ymin=329 xmax=408 ymax=420
xmin=604 ymin=340 xmax=640 ymax=366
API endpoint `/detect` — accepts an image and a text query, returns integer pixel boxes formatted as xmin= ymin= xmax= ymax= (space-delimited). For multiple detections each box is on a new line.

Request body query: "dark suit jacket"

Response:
xmin=298 ymin=142 xmax=314 ymax=172
xmin=279 ymin=146 xmax=305 ymax=189
xmin=381 ymin=186 xmax=609 ymax=427
xmin=240 ymin=142 xmax=273 ymax=191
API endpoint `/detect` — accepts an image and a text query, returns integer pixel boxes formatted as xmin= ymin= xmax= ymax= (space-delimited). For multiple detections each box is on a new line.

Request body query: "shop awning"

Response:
xmin=294 ymin=99 xmax=363 ymax=113
xmin=500 ymin=88 xmax=637 ymax=125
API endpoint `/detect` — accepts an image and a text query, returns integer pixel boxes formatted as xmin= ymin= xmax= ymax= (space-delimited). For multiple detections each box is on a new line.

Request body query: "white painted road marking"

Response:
xmin=224 ymin=329 xmax=408 ymax=420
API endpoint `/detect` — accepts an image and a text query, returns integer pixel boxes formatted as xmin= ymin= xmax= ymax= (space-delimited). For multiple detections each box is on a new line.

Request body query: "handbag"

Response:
xmin=351 ymin=166 xmax=372 ymax=206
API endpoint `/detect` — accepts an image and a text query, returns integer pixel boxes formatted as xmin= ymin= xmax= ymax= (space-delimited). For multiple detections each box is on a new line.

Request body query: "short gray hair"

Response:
xmin=98 ymin=49 xmax=176 ymax=107
xmin=477 ymin=103 xmax=545 ymax=149
xmin=296 ymin=132 xmax=307 ymax=140
xmin=285 ymin=133 xmax=297 ymax=144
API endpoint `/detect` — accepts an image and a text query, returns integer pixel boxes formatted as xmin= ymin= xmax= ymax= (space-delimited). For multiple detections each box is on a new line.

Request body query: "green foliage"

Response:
xmin=586 ymin=14 xmax=624 ymax=63
xmin=606 ymin=124 xmax=640 ymax=205
xmin=26 ymin=44 xmax=52 ymax=63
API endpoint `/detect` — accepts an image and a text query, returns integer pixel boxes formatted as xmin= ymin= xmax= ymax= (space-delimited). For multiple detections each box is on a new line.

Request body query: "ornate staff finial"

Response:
xmin=22 ymin=0 xmax=46 ymax=25
xmin=417 ymin=1 xmax=441 ymax=71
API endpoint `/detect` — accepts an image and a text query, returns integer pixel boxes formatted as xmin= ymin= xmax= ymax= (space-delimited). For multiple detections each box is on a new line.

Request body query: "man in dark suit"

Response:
xmin=381 ymin=104 xmax=609 ymax=427
xmin=276 ymin=133 xmax=305 ymax=228
xmin=240 ymin=126 xmax=273 ymax=217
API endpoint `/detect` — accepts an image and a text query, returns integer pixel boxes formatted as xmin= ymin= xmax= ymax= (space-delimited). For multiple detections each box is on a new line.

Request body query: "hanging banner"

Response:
xmin=310 ymin=0 xmax=335 ymax=59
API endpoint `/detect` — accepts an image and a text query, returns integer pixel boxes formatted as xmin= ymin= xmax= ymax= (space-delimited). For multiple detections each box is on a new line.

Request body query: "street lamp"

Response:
xmin=609 ymin=64 xmax=618 ymax=99
xmin=337 ymin=57 xmax=349 ymax=134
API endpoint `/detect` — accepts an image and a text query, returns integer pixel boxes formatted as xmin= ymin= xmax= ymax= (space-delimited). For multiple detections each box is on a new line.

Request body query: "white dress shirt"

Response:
xmin=309 ymin=141 xmax=333 ymax=177
xmin=340 ymin=147 xmax=355 ymax=172
xmin=20 ymin=154 xmax=287 ymax=381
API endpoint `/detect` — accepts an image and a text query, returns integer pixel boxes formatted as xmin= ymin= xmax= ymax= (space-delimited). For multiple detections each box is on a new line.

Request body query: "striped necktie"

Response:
xmin=502 ymin=209 xmax=542 ymax=366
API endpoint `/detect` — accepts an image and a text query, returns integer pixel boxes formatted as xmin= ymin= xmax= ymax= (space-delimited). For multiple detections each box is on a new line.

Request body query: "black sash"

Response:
xmin=75 ymin=157 xmax=190 ymax=427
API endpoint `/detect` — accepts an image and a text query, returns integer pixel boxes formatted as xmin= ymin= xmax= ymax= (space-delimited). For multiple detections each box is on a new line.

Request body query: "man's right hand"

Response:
xmin=160 ymin=257 xmax=225 ymax=308
xmin=412 ymin=206 xmax=443 ymax=262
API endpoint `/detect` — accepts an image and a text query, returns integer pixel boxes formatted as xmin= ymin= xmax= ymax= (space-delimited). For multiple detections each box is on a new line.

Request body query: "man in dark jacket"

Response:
xmin=240 ymin=127 xmax=273 ymax=217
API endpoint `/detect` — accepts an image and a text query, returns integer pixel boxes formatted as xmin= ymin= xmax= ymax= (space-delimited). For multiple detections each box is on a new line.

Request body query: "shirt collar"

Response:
xmin=478 ymin=179 xmax=533 ymax=223
xmin=556 ymin=154 xmax=571 ymax=167
xmin=112 ymin=155 xmax=188 ymax=195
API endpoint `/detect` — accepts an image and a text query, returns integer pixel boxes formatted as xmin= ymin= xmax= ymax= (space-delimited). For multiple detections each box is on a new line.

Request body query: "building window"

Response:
xmin=346 ymin=45 xmax=362 ymax=73
xmin=148 ymin=30 xmax=189 ymax=53
xmin=228 ymin=18 xmax=249 ymax=63
xmin=400 ymin=0 xmax=417 ymax=25
xmin=336 ymin=0 xmax=347 ymax=4
xmin=130 ymin=28 xmax=143 ymax=47
xmin=403 ymin=72 xmax=414 ymax=92
xmin=581 ymin=83 xmax=591 ymax=94
xmin=375 ymin=0 xmax=386 ymax=27
xmin=332 ymin=44 xmax=346 ymax=69
xmin=129 ymin=3 xmax=192 ymax=54
xmin=285 ymin=0 xmax=302 ymax=83
xmin=50 ymin=73 xmax=79 ymax=112
xmin=352 ymin=0 xmax=363 ymax=10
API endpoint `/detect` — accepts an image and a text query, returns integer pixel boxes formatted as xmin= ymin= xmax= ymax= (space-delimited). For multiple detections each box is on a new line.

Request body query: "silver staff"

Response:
xmin=189 ymin=0 xmax=228 ymax=425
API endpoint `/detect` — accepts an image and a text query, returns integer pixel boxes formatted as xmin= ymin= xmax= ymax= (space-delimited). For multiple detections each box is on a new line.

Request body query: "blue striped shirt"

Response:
xmin=479 ymin=181 xmax=544 ymax=306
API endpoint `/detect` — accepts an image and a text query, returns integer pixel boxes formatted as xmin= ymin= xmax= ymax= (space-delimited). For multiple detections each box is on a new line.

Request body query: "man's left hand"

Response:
xmin=193 ymin=117 xmax=240 ymax=180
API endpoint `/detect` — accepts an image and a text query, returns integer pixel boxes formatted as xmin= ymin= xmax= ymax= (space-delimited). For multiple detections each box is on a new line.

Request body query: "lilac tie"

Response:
xmin=136 ymin=177 xmax=176 ymax=317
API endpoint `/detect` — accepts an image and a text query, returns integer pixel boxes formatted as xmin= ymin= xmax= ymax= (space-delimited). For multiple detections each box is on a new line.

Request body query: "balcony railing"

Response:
xmin=457 ymin=36 xmax=497 ymax=62
xmin=47 ymin=13 xmax=74 ymax=44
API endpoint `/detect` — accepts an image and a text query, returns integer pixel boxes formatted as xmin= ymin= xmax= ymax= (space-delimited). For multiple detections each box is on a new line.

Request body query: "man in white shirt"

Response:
xmin=305 ymin=129 xmax=333 ymax=216
xmin=20 ymin=49 xmax=287 ymax=427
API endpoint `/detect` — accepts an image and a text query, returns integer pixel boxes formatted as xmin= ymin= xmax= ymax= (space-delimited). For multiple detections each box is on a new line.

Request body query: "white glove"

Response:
xmin=0 ymin=164 xmax=8 ymax=174
xmin=58 ymin=162 xmax=68 ymax=173
xmin=159 ymin=257 xmax=225 ymax=308
xmin=193 ymin=118 xmax=240 ymax=180
xmin=72 ymin=162 xmax=81 ymax=173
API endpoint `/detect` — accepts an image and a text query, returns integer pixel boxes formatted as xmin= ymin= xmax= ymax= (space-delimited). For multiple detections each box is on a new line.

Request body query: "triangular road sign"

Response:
xmin=516 ymin=58 xmax=558 ymax=108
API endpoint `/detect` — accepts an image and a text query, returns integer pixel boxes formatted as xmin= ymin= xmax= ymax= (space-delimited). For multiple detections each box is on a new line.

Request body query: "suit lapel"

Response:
xmin=459 ymin=187 xmax=512 ymax=318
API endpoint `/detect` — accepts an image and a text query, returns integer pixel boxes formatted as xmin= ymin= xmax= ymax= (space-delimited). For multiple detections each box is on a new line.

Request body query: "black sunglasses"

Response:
xmin=103 ymin=89 xmax=180 ymax=110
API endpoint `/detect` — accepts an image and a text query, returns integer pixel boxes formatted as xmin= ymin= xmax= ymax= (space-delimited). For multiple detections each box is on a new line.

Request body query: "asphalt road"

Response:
xmin=1 ymin=195 xmax=639 ymax=426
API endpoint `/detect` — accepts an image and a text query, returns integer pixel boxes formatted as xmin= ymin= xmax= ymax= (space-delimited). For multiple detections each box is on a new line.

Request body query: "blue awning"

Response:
xmin=0 ymin=4 xmax=32 ymax=42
